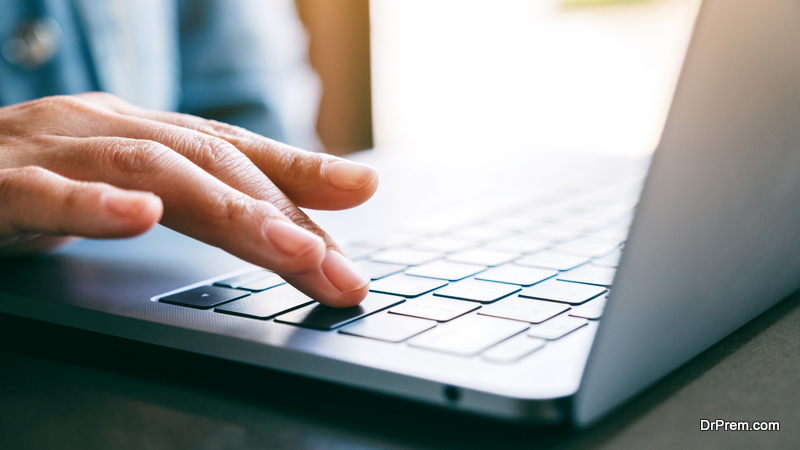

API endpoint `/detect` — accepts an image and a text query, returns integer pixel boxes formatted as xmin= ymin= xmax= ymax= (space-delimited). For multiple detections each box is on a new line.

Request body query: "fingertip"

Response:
xmin=101 ymin=190 xmax=163 ymax=236
xmin=327 ymin=283 xmax=370 ymax=308
xmin=322 ymin=160 xmax=379 ymax=191
xmin=319 ymin=250 xmax=370 ymax=307
xmin=308 ymin=279 xmax=369 ymax=308
xmin=137 ymin=193 xmax=164 ymax=230
xmin=357 ymin=167 xmax=379 ymax=199
xmin=298 ymin=160 xmax=377 ymax=211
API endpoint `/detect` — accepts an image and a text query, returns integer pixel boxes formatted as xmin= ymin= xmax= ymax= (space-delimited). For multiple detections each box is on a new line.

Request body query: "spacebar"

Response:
xmin=408 ymin=315 xmax=529 ymax=357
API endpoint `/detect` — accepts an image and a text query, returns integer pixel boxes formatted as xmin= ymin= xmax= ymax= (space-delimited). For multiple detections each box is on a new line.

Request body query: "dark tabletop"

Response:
xmin=1 ymin=290 xmax=799 ymax=450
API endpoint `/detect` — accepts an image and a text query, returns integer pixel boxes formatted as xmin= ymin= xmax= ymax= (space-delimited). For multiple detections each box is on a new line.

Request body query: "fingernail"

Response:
xmin=264 ymin=219 xmax=324 ymax=257
xmin=322 ymin=160 xmax=377 ymax=190
xmin=102 ymin=191 xmax=150 ymax=218
xmin=321 ymin=250 xmax=370 ymax=293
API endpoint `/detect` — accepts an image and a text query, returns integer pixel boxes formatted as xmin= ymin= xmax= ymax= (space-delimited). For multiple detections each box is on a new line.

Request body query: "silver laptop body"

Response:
xmin=1 ymin=0 xmax=798 ymax=426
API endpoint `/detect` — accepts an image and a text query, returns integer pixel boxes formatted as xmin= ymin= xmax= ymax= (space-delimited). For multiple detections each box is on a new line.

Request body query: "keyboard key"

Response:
xmin=369 ymin=274 xmax=448 ymax=297
xmin=409 ymin=237 xmax=476 ymax=253
xmin=449 ymin=226 xmax=512 ymax=242
xmin=517 ymin=208 xmax=560 ymax=224
xmin=275 ymin=292 xmax=403 ymax=330
xmin=482 ymin=335 xmax=546 ymax=363
xmin=590 ymin=225 xmax=630 ymax=242
xmin=557 ymin=265 xmax=616 ymax=286
xmin=160 ymin=285 xmax=249 ymax=309
xmin=433 ymin=279 xmax=520 ymax=303
xmin=214 ymin=270 xmax=270 ymax=289
xmin=528 ymin=316 xmax=588 ymax=340
xmin=514 ymin=251 xmax=589 ymax=271
xmin=591 ymin=248 xmax=622 ymax=268
xmin=215 ymin=284 xmax=314 ymax=319
xmin=213 ymin=270 xmax=284 ymax=292
xmin=549 ymin=237 xmax=620 ymax=258
xmin=342 ymin=245 xmax=375 ymax=260
xmin=355 ymin=260 xmax=406 ymax=280
xmin=408 ymin=315 xmax=529 ymax=357
xmin=405 ymin=260 xmax=486 ymax=281
xmin=350 ymin=233 xmax=415 ymax=249
xmin=485 ymin=236 xmax=551 ymax=254
xmin=446 ymin=248 xmax=519 ymax=266
xmin=485 ymin=216 xmax=543 ymax=232
xmin=519 ymin=279 xmax=607 ymax=304
xmin=568 ymin=295 xmax=607 ymax=320
xmin=237 ymin=274 xmax=286 ymax=292
xmin=526 ymin=227 xmax=581 ymax=243
xmin=369 ymin=248 xmax=442 ymax=266
xmin=389 ymin=295 xmax=480 ymax=321
xmin=475 ymin=265 xmax=557 ymax=286
xmin=478 ymin=297 xmax=569 ymax=323
xmin=339 ymin=313 xmax=436 ymax=342
xmin=542 ymin=219 xmax=592 ymax=234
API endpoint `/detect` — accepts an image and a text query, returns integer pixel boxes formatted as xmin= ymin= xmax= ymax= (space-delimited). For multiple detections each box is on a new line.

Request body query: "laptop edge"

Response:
xmin=574 ymin=0 xmax=800 ymax=426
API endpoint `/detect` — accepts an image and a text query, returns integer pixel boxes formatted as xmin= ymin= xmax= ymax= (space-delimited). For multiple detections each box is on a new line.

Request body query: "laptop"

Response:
xmin=1 ymin=0 xmax=798 ymax=427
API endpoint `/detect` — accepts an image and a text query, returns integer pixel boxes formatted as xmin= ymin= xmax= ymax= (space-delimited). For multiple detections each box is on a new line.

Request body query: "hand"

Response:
xmin=0 ymin=93 xmax=378 ymax=307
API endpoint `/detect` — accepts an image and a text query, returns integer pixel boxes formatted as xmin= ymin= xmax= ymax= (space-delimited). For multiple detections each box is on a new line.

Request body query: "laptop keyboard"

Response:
xmin=157 ymin=174 xmax=643 ymax=364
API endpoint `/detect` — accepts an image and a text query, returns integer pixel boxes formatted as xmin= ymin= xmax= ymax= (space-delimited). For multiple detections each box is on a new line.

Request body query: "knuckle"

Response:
xmin=198 ymin=119 xmax=251 ymax=141
xmin=190 ymin=135 xmax=247 ymax=173
xmin=0 ymin=166 xmax=47 ymax=211
xmin=0 ymin=171 xmax=25 ymax=204
xmin=277 ymin=149 xmax=323 ymax=186
xmin=3 ymin=96 xmax=94 ymax=136
xmin=58 ymin=181 xmax=88 ymax=213
xmin=105 ymin=140 xmax=173 ymax=174
xmin=14 ymin=165 xmax=50 ymax=179
xmin=0 ymin=166 xmax=47 ymax=192
xmin=75 ymin=92 xmax=132 ymax=113
xmin=16 ymin=95 xmax=106 ymax=121
xmin=207 ymin=192 xmax=252 ymax=226
xmin=277 ymin=152 xmax=306 ymax=185
xmin=33 ymin=95 xmax=87 ymax=111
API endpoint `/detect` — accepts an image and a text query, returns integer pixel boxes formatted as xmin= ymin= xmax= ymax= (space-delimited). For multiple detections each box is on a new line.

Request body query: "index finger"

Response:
xmin=37 ymin=136 xmax=370 ymax=307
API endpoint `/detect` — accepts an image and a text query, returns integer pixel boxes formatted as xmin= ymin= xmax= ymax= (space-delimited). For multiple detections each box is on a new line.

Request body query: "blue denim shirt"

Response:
xmin=0 ymin=0 xmax=321 ymax=149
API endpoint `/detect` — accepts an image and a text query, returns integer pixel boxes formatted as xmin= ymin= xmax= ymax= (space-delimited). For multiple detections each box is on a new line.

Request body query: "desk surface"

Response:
xmin=1 ymin=289 xmax=798 ymax=449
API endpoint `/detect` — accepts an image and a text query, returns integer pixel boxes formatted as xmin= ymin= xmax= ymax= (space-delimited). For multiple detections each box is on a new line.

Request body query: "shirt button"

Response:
xmin=2 ymin=18 xmax=63 ymax=69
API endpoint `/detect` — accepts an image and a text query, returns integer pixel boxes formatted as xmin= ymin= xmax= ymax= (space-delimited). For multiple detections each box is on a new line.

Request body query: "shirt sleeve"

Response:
xmin=177 ymin=0 xmax=322 ymax=151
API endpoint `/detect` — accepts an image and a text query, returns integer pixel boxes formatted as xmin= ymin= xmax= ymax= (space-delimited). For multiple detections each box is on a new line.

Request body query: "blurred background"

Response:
xmin=297 ymin=0 xmax=697 ymax=159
